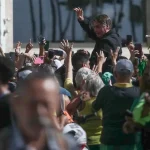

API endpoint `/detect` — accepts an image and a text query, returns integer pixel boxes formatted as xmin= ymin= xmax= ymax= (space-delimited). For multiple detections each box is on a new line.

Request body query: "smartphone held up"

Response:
xmin=134 ymin=43 xmax=143 ymax=58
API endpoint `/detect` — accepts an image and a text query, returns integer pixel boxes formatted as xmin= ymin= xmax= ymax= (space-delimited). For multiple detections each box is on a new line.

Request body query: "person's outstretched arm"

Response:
xmin=74 ymin=8 xmax=97 ymax=40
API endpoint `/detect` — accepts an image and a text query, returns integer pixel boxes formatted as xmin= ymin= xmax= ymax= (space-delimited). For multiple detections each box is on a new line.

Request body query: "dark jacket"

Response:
xmin=78 ymin=18 xmax=122 ymax=73
xmin=0 ymin=95 xmax=11 ymax=130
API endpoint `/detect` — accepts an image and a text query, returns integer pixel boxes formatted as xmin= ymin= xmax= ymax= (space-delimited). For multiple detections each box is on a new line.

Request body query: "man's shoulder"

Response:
xmin=101 ymin=29 xmax=122 ymax=46
xmin=99 ymin=85 xmax=112 ymax=93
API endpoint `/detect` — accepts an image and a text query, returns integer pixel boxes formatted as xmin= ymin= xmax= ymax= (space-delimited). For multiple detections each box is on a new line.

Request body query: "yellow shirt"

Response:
xmin=64 ymin=78 xmax=78 ymax=98
xmin=79 ymin=97 xmax=102 ymax=145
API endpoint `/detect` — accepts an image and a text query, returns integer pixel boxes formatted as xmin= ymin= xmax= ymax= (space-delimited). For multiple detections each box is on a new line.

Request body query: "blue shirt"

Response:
xmin=9 ymin=120 xmax=79 ymax=150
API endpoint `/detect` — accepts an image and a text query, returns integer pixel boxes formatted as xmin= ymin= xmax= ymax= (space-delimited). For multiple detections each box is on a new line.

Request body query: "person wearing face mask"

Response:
xmin=74 ymin=8 xmax=122 ymax=73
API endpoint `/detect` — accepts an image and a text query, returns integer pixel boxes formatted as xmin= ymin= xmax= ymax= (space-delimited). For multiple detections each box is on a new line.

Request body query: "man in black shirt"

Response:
xmin=92 ymin=59 xmax=140 ymax=149
xmin=74 ymin=8 xmax=122 ymax=73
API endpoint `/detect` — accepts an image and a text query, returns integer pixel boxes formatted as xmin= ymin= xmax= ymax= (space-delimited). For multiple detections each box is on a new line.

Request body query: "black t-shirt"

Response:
xmin=93 ymin=84 xmax=140 ymax=145
xmin=0 ymin=94 xmax=11 ymax=130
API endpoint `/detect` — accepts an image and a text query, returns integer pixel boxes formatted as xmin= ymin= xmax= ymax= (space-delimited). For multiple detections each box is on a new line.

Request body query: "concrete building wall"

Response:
xmin=0 ymin=0 xmax=13 ymax=53
xmin=146 ymin=0 xmax=150 ymax=46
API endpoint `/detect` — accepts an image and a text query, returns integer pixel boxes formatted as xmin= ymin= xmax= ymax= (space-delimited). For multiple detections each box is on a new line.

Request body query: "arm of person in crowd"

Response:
xmin=123 ymin=93 xmax=150 ymax=134
xmin=90 ymin=40 xmax=115 ymax=68
xmin=60 ymin=40 xmax=78 ymax=98
xmin=110 ymin=47 xmax=120 ymax=66
xmin=14 ymin=41 xmax=22 ymax=69
xmin=74 ymin=7 xmax=97 ymax=40
xmin=39 ymin=37 xmax=46 ymax=56
xmin=0 ymin=45 xmax=5 ymax=57
xmin=127 ymin=42 xmax=135 ymax=62
xmin=15 ymin=41 xmax=35 ymax=70
xmin=96 ymin=51 xmax=107 ymax=73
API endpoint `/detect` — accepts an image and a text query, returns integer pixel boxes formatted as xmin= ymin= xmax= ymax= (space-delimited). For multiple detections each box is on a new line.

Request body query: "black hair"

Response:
xmin=117 ymin=56 xmax=128 ymax=61
xmin=72 ymin=50 xmax=90 ymax=71
xmin=37 ymin=64 xmax=55 ymax=75
xmin=93 ymin=14 xmax=112 ymax=28
xmin=0 ymin=57 xmax=15 ymax=84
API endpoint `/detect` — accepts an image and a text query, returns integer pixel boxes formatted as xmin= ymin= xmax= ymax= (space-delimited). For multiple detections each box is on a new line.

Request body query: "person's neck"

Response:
xmin=115 ymin=80 xmax=131 ymax=84
xmin=0 ymin=85 xmax=9 ymax=96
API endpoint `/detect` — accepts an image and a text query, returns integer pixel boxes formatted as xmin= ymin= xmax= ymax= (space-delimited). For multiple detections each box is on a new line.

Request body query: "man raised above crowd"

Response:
xmin=74 ymin=8 xmax=122 ymax=73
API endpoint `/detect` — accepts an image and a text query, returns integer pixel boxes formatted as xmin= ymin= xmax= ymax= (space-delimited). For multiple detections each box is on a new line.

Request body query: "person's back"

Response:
xmin=96 ymin=85 xmax=140 ymax=144
xmin=92 ymin=59 xmax=140 ymax=149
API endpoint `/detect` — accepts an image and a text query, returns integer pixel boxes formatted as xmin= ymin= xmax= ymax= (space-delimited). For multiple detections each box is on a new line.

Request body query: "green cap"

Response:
xmin=102 ymin=72 xmax=113 ymax=85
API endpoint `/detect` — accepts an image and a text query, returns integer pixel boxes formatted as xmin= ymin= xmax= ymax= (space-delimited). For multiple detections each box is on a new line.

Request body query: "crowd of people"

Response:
xmin=0 ymin=7 xmax=150 ymax=150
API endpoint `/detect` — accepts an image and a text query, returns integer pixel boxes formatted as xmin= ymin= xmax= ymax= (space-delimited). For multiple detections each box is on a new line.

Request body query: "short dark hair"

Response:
xmin=93 ymin=14 xmax=112 ymax=28
xmin=72 ymin=50 xmax=90 ymax=71
xmin=0 ymin=57 xmax=15 ymax=84
xmin=117 ymin=56 xmax=128 ymax=61
xmin=37 ymin=64 xmax=55 ymax=75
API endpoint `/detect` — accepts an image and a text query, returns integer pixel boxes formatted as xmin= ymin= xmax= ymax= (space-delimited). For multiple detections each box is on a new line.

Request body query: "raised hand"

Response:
xmin=26 ymin=39 xmax=33 ymax=53
xmin=74 ymin=7 xmax=84 ymax=21
xmin=15 ymin=41 xmax=22 ymax=55
xmin=127 ymin=42 xmax=135 ymax=53
xmin=60 ymin=39 xmax=73 ymax=55
xmin=92 ymin=65 xmax=98 ymax=74
xmin=110 ymin=47 xmax=120 ymax=65
xmin=96 ymin=50 xmax=107 ymax=64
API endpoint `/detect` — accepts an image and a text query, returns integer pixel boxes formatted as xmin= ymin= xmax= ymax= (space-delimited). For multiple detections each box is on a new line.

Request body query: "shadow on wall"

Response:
xmin=13 ymin=0 xmax=143 ymax=43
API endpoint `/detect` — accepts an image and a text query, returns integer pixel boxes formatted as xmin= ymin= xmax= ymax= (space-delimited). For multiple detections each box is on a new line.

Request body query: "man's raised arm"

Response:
xmin=74 ymin=7 xmax=97 ymax=40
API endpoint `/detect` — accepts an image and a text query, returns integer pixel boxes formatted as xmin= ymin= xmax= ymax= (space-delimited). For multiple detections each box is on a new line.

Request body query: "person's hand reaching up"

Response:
xmin=60 ymin=40 xmax=73 ymax=55
xmin=26 ymin=39 xmax=33 ymax=53
xmin=74 ymin=7 xmax=84 ymax=21
xmin=15 ymin=41 xmax=22 ymax=55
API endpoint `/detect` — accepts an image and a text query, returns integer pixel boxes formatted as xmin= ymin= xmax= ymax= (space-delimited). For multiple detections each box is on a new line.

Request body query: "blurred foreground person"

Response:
xmin=0 ymin=57 xmax=15 ymax=129
xmin=93 ymin=59 xmax=140 ymax=150
xmin=0 ymin=73 xmax=79 ymax=150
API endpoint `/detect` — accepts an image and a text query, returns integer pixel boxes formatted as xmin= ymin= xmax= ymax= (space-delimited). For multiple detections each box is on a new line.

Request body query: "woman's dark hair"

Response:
xmin=0 ymin=57 xmax=15 ymax=84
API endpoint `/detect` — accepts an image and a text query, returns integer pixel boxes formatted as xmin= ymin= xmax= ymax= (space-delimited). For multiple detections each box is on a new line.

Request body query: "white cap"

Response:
xmin=63 ymin=123 xmax=87 ymax=145
xmin=54 ymin=59 xmax=63 ymax=69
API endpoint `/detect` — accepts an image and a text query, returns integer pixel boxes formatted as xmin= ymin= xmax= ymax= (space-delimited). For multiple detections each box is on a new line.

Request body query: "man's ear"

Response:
xmin=83 ymin=63 xmax=90 ymax=69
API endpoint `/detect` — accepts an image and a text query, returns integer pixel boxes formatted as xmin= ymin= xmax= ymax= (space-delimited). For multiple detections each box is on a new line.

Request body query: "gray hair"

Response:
xmin=75 ymin=67 xmax=92 ymax=89
xmin=83 ymin=72 xmax=104 ymax=97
